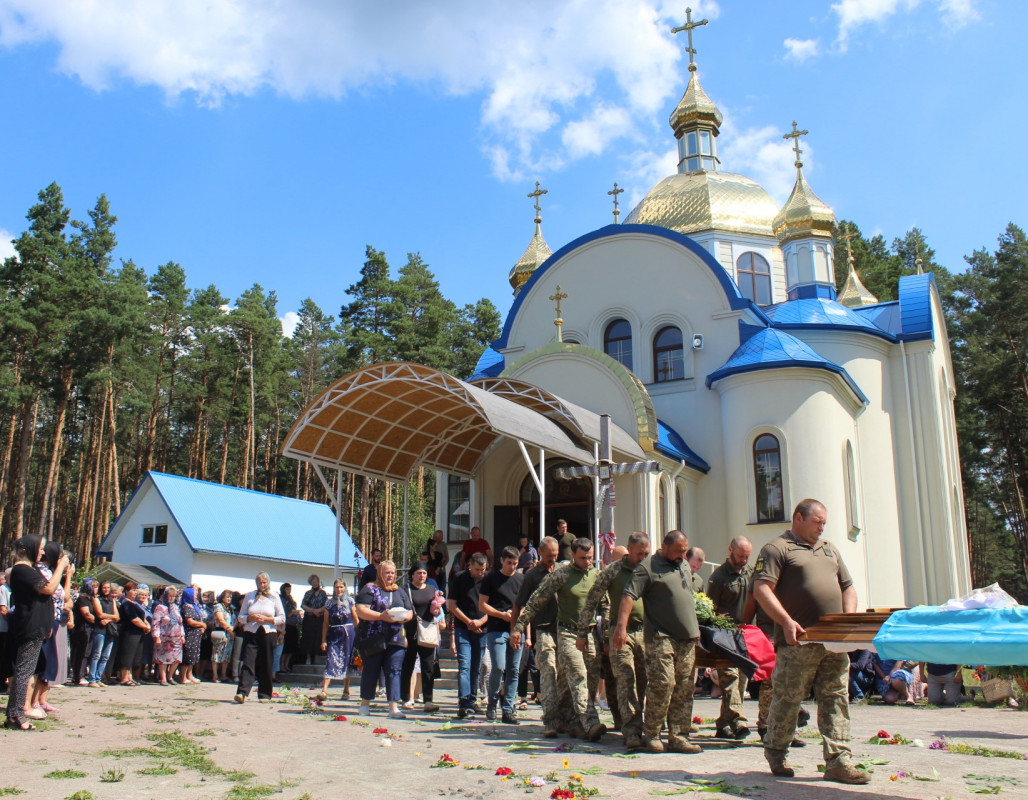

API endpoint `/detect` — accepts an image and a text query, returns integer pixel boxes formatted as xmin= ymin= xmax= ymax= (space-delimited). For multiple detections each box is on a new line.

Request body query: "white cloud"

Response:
xmin=718 ymin=115 xmax=810 ymax=205
xmin=831 ymin=0 xmax=981 ymax=49
xmin=783 ymin=38 xmax=821 ymax=63
xmin=0 ymin=228 xmax=16 ymax=262
xmin=0 ymin=0 xmax=701 ymax=180
xmin=280 ymin=310 xmax=300 ymax=338
xmin=622 ymin=147 xmax=677 ymax=209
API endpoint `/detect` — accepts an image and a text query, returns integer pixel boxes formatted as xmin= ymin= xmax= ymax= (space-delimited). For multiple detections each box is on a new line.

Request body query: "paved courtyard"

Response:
xmin=3 ymin=683 xmax=1027 ymax=799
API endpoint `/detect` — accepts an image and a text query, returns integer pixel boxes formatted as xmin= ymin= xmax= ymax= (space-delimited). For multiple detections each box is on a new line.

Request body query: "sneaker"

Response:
xmin=423 ymin=702 xmax=440 ymax=713
xmin=823 ymin=761 xmax=871 ymax=785
xmin=401 ymin=701 xmax=415 ymax=710
xmin=485 ymin=705 xmax=497 ymax=721
xmin=78 ymin=678 xmax=89 ymax=686
xmin=233 ymin=694 xmax=245 ymax=704
xmin=501 ymin=710 xmax=519 ymax=725
xmin=586 ymin=722 xmax=607 ymax=741
xmin=388 ymin=710 xmax=407 ymax=720
xmin=359 ymin=703 xmax=370 ymax=716
xmin=668 ymin=736 xmax=702 ymax=754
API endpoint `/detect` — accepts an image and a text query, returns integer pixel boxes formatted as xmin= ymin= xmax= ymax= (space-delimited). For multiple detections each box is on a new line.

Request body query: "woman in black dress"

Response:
xmin=5 ymin=535 xmax=69 ymax=731
xmin=179 ymin=587 xmax=206 ymax=684
xmin=299 ymin=575 xmax=327 ymax=665
xmin=116 ymin=582 xmax=151 ymax=685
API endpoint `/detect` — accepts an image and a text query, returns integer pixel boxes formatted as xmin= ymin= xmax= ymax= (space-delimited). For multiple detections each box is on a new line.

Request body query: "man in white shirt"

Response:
xmin=235 ymin=572 xmax=285 ymax=703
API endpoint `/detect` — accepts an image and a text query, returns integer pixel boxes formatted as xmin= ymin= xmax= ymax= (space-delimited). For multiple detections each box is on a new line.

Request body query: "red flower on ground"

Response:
xmin=373 ymin=727 xmax=389 ymax=734
xmin=334 ymin=715 xmax=347 ymax=722
xmin=877 ymin=730 xmax=890 ymax=739
xmin=495 ymin=767 xmax=513 ymax=776
xmin=550 ymin=790 xmax=575 ymax=800
xmin=692 ymin=716 xmax=703 ymax=725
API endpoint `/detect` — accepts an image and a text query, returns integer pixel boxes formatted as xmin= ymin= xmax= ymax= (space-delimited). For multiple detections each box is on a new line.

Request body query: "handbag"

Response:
xmin=409 ymin=587 xmax=440 ymax=647
xmin=211 ymin=630 xmax=228 ymax=643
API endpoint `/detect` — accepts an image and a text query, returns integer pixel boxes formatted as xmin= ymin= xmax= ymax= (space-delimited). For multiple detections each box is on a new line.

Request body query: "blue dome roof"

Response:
xmin=468 ymin=346 xmax=505 ymax=380
xmin=655 ymin=419 xmax=709 ymax=474
xmin=765 ymin=297 xmax=895 ymax=341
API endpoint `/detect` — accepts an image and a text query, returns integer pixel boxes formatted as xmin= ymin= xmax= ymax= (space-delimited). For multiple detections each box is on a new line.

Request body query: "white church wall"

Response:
xmin=107 ymin=480 xmax=195 ymax=584
xmin=191 ymin=553 xmax=356 ymax=598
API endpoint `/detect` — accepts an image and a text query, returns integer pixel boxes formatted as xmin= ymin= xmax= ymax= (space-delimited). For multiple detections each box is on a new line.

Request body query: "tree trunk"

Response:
xmin=10 ymin=391 xmax=40 ymax=538
xmin=38 ymin=366 xmax=74 ymax=534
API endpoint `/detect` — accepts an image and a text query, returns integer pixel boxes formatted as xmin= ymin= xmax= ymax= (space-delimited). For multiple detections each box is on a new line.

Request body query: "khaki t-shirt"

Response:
xmin=706 ymin=560 xmax=753 ymax=624
xmin=624 ymin=552 xmax=699 ymax=642
xmin=754 ymin=530 xmax=854 ymax=647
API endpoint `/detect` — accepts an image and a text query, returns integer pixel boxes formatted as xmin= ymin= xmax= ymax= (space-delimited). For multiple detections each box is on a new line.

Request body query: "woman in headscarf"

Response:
xmin=134 ymin=585 xmax=155 ymax=682
xmin=354 ymin=560 xmax=413 ymax=718
xmin=299 ymin=575 xmax=327 ymax=665
xmin=234 ymin=573 xmax=285 ymax=703
xmin=179 ymin=586 xmax=206 ymax=684
xmin=6 ymin=535 xmax=69 ymax=730
xmin=211 ymin=589 xmax=235 ymax=683
xmin=70 ymin=578 xmax=98 ymax=685
xmin=87 ymin=580 xmax=120 ymax=687
xmin=316 ymin=578 xmax=356 ymax=701
xmin=116 ymin=582 xmax=151 ymax=685
xmin=31 ymin=541 xmax=73 ymax=714
xmin=151 ymin=586 xmax=185 ymax=685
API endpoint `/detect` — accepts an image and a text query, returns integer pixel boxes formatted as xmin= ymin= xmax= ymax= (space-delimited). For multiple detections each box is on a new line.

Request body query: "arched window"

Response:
xmin=753 ymin=434 xmax=784 ymax=522
xmin=737 ymin=252 xmax=773 ymax=306
xmin=653 ymin=326 xmax=684 ymax=383
xmin=604 ymin=319 xmax=633 ymax=370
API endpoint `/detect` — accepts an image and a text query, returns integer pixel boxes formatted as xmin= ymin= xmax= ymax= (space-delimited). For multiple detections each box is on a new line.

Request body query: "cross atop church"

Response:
xmin=838 ymin=221 xmax=857 ymax=271
xmin=671 ymin=7 xmax=709 ymax=72
xmin=608 ymin=182 xmax=624 ymax=224
xmin=783 ymin=120 xmax=808 ymax=169
xmin=528 ymin=181 xmax=548 ymax=222
xmin=549 ymin=284 xmax=568 ymax=341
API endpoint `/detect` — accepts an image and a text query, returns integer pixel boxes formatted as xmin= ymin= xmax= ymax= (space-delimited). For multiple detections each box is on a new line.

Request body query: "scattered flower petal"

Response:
xmin=496 ymin=767 xmax=513 ymax=776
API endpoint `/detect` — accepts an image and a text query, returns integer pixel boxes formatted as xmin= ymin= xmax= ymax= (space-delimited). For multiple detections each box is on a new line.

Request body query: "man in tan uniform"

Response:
xmin=705 ymin=535 xmax=753 ymax=739
xmin=577 ymin=532 xmax=651 ymax=750
xmin=753 ymin=499 xmax=870 ymax=785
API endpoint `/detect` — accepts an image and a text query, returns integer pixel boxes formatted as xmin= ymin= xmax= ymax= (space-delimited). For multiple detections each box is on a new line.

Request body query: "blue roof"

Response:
xmin=494 ymin=224 xmax=771 ymax=349
xmin=468 ymin=346 xmax=505 ymax=380
xmin=897 ymin=272 xmax=937 ymax=340
xmin=654 ymin=419 xmax=710 ymax=474
xmin=706 ymin=326 xmax=868 ymax=404
xmin=851 ymin=300 xmax=902 ymax=333
xmin=765 ymin=297 xmax=896 ymax=341
xmin=102 ymin=472 xmax=363 ymax=568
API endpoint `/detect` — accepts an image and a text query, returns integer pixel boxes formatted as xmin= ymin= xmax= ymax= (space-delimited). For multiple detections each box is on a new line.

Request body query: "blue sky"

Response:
xmin=0 ymin=0 xmax=1022 ymax=334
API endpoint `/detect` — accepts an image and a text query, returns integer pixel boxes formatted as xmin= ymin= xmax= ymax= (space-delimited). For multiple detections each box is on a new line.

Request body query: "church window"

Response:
xmin=737 ymin=252 xmax=773 ymax=306
xmin=679 ymin=130 xmax=717 ymax=172
xmin=447 ymin=474 xmax=471 ymax=542
xmin=653 ymin=326 xmax=684 ymax=383
xmin=753 ymin=434 xmax=785 ymax=522
xmin=604 ymin=319 xmax=633 ymax=370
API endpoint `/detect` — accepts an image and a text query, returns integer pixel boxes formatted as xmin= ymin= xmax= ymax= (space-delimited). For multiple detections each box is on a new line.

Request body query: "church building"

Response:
xmin=282 ymin=13 xmax=970 ymax=609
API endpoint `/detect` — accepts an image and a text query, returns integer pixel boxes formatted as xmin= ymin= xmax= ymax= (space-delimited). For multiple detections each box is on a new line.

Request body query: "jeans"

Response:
xmin=87 ymin=629 xmax=115 ymax=683
xmin=359 ymin=644 xmax=405 ymax=702
xmin=272 ymin=641 xmax=283 ymax=674
xmin=454 ymin=626 xmax=485 ymax=709
xmin=484 ymin=630 xmax=522 ymax=713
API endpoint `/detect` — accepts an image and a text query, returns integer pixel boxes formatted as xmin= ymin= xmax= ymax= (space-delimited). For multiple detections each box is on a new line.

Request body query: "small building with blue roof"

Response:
xmin=98 ymin=471 xmax=363 ymax=595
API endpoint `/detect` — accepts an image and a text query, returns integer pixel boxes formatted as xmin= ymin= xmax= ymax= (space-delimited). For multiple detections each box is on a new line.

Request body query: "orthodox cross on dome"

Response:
xmin=838 ymin=221 xmax=857 ymax=272
xmin=671 ymin=7 xmax=709 ymax=72
xmin=528 ymin=181 xmax=548 ymax=223
xmin=914 ymin=239 xmax=925 ymax=275
xmin=608 ymin=182 xmax=624 ymax=224
xmin=783 ymin=120 xmax=809 ymax=169
xmin=549 ymin=284 xmax=568 ymax=342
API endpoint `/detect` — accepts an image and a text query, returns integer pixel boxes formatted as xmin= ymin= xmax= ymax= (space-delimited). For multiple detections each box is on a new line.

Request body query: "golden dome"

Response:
xmin=837 ymin=268 xmax=879 ymax=307
xmin=509 ymin=222 xmax=552 ymax=295
xmin=624 ymin=171 xmax=779 ymax=237
xmin=670 ymin=71 xmax=722 ymax=134
xmin=773 ymin=168 xmax=835 ymax=244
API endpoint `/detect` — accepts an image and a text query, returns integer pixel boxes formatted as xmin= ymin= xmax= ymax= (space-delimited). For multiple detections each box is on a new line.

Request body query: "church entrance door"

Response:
xmin=519 ymin=459 xmax=593 ymax=547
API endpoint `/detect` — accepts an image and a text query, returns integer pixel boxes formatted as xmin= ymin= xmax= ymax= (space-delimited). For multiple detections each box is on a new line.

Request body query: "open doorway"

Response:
xmin=517 ymin=459 xmax=594 ymax=548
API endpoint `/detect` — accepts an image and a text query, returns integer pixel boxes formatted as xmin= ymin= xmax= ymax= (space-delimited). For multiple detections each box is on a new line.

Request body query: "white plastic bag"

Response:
xmin=941 ymin=583 xmax=1019 ymax=611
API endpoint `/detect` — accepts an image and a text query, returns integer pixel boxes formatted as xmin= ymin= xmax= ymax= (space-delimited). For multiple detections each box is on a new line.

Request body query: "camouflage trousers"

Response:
xmin=556 ymin=626 xmax=601 ymax=732
xmin=757 ymin=671 xmax=773 ymax=730
xmin=609 ymin=629 xmax=647 ymax=738
xmin=535 ymin=629 xmax=575 ymax=731
xmin=716 ymin=666 xmax=748 ymax=730
xmin=765 ymin=643 xmax=852 ymax=765
xmin=642 ymin=635 xmax=696 ymax=741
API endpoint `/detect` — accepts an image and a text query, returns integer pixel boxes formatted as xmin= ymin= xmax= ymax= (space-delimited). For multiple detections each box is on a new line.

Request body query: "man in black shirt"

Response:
xmin=447 ymin=552 xmax=488 ymax=718
xmin=359 ymin=549 xmax=383 ymax=589
xmin=479 ymin=546 xmax=525 ymax=723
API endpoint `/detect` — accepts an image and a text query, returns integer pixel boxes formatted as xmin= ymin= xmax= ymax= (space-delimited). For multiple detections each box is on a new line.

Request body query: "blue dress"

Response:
xmin=323 ymin=597 xmax=355 ymax=679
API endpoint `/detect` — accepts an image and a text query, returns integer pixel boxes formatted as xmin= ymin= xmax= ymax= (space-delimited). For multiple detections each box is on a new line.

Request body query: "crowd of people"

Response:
xmin=0 ymin=501 xmax=1002 ymax=787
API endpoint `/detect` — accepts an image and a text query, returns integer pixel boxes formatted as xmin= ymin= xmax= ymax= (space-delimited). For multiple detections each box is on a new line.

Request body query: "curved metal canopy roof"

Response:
xmin=282 ymin=362 xmax=643 ymax=482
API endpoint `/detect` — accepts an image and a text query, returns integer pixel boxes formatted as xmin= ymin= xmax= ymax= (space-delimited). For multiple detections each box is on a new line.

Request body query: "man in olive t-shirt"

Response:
xmin=706 ymin=535 xmax=753 ymax=739
xmin=554 ymin=519 xmax=576 ymax=563
xmin=613 ymin=530 xmax=701 ymax=754
xmin=753 ymin=498 xmax=869 ymax=786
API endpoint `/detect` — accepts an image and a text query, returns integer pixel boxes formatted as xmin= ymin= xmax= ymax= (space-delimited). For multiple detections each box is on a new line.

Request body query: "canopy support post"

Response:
xmin=517 ymin=440 xmax=545 ymax=547
xmin=312 ymin=462 xmax=346 ymax=585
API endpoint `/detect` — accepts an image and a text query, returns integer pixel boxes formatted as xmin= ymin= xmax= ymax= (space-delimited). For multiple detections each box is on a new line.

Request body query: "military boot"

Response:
xmin=823 ymin=761 xmax=871 ymax=785
xmin=667 ymin=735 xmax=702 ymax=754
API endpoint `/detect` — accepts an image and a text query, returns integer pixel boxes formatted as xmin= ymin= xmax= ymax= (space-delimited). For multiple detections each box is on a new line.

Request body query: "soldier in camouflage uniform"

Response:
xmin=576 ymin=532 xmax=651 ymax=749
xmin=705 ymin=535 xmax=753 ymax=739
xmin=511 ymin=537 xmax=575 ymax=736
xmin=513 ymin=537 xmax=604 ymax=741
xmin=613 ymin=530 xmax=702 ymax=754
xmin=753 ymin=499 xmax=870 ymax=786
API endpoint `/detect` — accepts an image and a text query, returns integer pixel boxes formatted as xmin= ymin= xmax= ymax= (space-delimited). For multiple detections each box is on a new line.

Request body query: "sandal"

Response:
xmin=5 ymin=717 xmax=36 ymax=731
xmin=315 ymin=691 xmax=328 ymax=701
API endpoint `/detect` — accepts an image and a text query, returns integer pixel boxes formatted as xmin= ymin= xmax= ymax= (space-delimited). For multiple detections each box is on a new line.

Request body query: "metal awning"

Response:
xmin=280 ymin=362 xmax=647 ymax=481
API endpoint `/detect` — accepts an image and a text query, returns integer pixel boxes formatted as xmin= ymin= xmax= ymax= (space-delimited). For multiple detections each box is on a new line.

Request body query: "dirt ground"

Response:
xmin=3 ymin=681 xmax=1027 ymax=800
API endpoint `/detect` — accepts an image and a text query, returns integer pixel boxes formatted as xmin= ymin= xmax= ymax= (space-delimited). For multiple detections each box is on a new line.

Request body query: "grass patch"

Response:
xmin=145 ymin=730 xmax=254 ymax=780
xmin=193 ymin=728 xmax=217 ymax=736
xmin=63 ymin=792 xmax=94 ymax=800
xmin=44 ymin=770 xmax=87 ymax=780
xmin=0 ymin=789 xmax=26 ymax=796
xmin=948 ymin=742 xmax=1026 ymax=759
xmin=224 ymin=785 xmax=277 ymax=800
xmin=137 ymin=764 xmax=178 ymax=776
xmin=100 ymin=711 xmax=140 ymax=721
xmin=99 ymin=767 xmax=125 ymax=783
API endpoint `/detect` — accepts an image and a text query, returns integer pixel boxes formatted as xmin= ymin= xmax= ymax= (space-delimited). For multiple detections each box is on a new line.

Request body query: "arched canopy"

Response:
xmin=281 ymin=362 xmax=642 ymax=482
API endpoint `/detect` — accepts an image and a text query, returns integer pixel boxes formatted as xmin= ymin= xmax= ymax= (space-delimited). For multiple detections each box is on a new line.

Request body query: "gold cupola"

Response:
xmin=773 ymin=122 xmax=835 ymax=245
xmin=836 ymin=223 xmax=879 ymax=307
xmin=668 ymin=8 xmax=721 ymax=174
xmin=509 ymin=181 xmax=553 ymax=296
